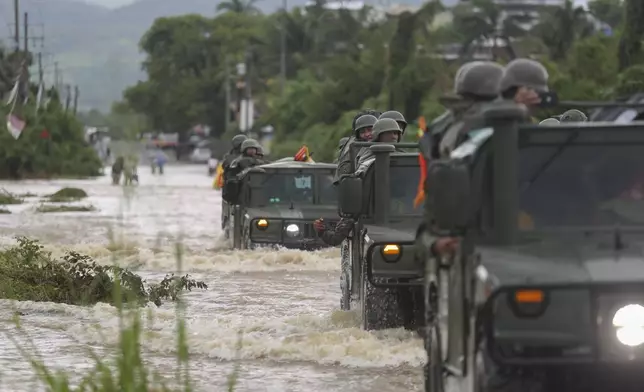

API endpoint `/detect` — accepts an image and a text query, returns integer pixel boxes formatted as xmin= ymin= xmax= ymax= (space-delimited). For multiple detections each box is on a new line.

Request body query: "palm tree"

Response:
xmin=532 ymin=0 xmax=592 ymax=60
xmin=453 ymin=0 xmax=527 ymax=61
xmin=216 ymin=0 xmax=261 ymax=15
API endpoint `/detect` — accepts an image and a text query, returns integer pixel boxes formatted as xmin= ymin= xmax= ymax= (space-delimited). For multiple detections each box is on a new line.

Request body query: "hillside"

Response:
xmin=1 ymin=0 xmax=436 ymax=111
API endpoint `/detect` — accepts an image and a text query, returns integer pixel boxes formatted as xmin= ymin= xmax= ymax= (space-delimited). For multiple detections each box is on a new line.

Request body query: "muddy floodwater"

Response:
xmin=0 ymin=164 xmax=424 ymax=391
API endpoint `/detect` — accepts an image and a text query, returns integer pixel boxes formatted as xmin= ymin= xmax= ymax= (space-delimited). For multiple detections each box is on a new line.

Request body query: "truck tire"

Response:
xmin=340 ymin=241 xmax=351 ymax=310
xmin=424 ymin=323 xmax=444 ymax=392
xmin=360 ymin=263 xmax=403 ymax=330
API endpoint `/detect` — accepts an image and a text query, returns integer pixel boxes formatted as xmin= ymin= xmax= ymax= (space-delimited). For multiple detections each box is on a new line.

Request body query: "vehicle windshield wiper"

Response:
xmin=520 ymin=131 xmax=583 ymax=193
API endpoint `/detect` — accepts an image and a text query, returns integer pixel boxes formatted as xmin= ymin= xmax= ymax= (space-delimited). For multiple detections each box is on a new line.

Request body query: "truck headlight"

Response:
xmin=613 ymin=304 xmax=644 ymax=347
xmin=256 ymin=219 xmax=269 ymax=230
xmin=380 ymin=244 xmax=402 ymax=263
xmin=285 ymin=224 xmax=300 ymax=237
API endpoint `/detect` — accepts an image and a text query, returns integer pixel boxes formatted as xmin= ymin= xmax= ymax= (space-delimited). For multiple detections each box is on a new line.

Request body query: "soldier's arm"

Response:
xmin=320 ymin=218 xmax=354 ymax=246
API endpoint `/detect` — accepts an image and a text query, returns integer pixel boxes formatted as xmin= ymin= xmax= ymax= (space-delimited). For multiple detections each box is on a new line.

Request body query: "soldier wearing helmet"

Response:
xmin=222 ymin=134 xmax=248 ymax=172
xmin=498 ymin=58 xmax=550 ymax=112
xmin=333 ymin=112 xmax=379 ymax=184
xmin=355 ymin=118 xmax=402 ymax=175
xmin=559 ymin=109 xmax=588 ymax=123
xmin=379 ymin=110 xmax=408 ymax=136
xmin=438 ymin=61 xmax=505 ymax=157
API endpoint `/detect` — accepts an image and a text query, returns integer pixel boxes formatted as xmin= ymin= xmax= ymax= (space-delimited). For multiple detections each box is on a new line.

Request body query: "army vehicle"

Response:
xmin=221 ymin=159 xmax=339 ymax=250
xmin=335 ymin=142 xmax=425 ymax=329
xmin=418 ymin=101 xmax=644 ymax=392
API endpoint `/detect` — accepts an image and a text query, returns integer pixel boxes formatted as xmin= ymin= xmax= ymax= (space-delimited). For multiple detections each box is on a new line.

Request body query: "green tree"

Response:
xmin=532 ymin=0 xmax=592 ymax=60
xmin=216 ymin=0 xmax=261 ymax=15
xmin=618 ymin=0 xmax=644 ymax=70
xmin=588 ymin=0 xmax=624 ymax=29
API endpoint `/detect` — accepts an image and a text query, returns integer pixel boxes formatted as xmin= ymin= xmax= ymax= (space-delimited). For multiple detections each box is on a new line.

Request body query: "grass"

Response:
xmin=36 ymin=204 xmax=96 ymax=213
xmin=47 ymin=187 xmax=89 ymax=203
xmin=0 ymin=236 xmax=241 ymax=391
xmin=0 ymin=190 xmax=23 ymax=205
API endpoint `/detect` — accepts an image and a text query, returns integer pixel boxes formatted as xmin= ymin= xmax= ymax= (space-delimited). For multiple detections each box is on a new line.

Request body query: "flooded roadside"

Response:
xmin=0 ymin=165 xmax=424 ymax=391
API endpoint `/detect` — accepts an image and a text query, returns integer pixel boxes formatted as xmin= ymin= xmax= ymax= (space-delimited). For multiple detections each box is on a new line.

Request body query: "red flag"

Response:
xmin=414 ymin=116 xmax=429 ymax=208
xmin=294 ymin=145 xmax=310 ymax=162
xmin=40 ymin=129 xmax=50 ymax=139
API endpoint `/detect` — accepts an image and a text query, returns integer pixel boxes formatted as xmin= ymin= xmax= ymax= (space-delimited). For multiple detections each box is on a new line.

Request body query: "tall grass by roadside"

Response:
xmin=0 ymin=238 xmax=240 ymax=392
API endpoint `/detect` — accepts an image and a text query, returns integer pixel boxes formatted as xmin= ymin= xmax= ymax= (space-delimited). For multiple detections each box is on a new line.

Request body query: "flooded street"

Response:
xmin=0 ymin=164 xmax=424 ymax=391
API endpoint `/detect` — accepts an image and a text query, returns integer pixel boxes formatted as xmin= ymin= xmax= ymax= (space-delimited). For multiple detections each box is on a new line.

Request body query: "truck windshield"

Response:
xmin=260 ymin=173 xmax=316 ymax=205
xmin=390 ymin=165 xmax=422 ymax=215
xmin=519 ymin=129 xmax=644 ymax=228
xmin=318 ymin=173 xmax=337 ymax=205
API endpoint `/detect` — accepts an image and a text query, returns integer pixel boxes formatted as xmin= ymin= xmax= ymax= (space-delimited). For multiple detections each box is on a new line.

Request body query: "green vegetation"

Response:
xmin=0 ymin=237 xmax=229 ymax=391
xmin=110 ymin=0 xmax=642 ymax=162
xmin=0 ymin=48 xmax=103 ymax=179
xmin=0 ymin=190 xmax=23 ymax=205
xmin=0 ymin=208 xmax=10 ymax=214
xmin=36 ymin=204 xmax=96 ymax=213
xmin=0 ymin=237 xmax=207 ymax=306
xmin=47 ymin=187 xmax=89 ymax=202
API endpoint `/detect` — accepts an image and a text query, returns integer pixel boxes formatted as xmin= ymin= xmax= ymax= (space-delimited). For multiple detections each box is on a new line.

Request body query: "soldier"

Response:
xmin=315 ymin=118 xmax=404 ymax=245
xmin=333 ymin=113 xmax=379 ymax=184
xmin=498 ymin=58 xmax=550 ymax=112
xmin=559 ymin=109 xmax=588 ymax=122
xmin=438 ymin=61 xmax=505 ymax=157
xmin=379 ymin=110 xmax=408 ymax=136
xmin=222 ymin=134 xmax=248 ymax=172
xmin=335 ymin=137 xmax=350 ymax=163
xmin=229 ymin=139 xmax=266 ymax=172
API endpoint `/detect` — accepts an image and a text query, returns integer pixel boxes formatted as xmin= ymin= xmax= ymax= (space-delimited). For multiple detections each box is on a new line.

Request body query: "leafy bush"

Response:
xmin=0 ymin=237 xmax=207 ymax=306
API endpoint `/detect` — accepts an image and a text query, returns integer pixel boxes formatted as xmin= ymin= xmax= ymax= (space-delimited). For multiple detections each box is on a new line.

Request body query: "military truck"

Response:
xmin=419 ymin=101 xmax=644 ymax=392
xmin=335 ymin=142 xmax=426 ymax=329
xmin=221 ymin=159 xmax=339 ymax=250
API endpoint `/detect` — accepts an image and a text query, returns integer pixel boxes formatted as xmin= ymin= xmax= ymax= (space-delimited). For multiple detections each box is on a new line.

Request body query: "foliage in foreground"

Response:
xmin=35 ymin=204 xmax=96 ymax=213
xmin=0 ymin=190 xmax=23 ymax=205
xmin=0 ymin=237 xmax=208 ymax=306
xmin=1 ymin=239 xmax=239 ymax=392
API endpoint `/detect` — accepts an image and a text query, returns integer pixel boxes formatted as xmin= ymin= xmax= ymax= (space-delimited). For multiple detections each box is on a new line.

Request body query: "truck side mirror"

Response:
xmin=337 ymin=175 xmax=363 ymax=216
xmin=425 ymin=159 xmax=471 ymax=235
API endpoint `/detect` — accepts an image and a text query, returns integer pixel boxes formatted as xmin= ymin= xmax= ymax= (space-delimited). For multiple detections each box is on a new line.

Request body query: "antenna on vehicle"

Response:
xmin=614 ymin=225 xmax=624 ymax=252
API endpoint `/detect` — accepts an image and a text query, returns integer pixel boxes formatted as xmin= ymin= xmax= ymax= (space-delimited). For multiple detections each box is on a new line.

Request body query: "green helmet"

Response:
xmin=372 ymin=118 xmax=401 ymax=141
xmin=354 ymin=114 xmax=378 ymax=137
xmin=240 ymin=138 xmax=261 ymax=154
xmin=499 ymin=58 xmax=549 ymax=94
xmin=539 ymin=118 xmax=560 ymax=126
xmin=231 ymin=134 xmax=247 ymax=150
xmin=560 ymin=109 xmax=588 ymax=122
xmin=453 ymin=61 xmax=483 ymax=93
xmin=379 ymin=110 xmax=407 ymax=125
xmin=458 ymin=61 xmax=504 ymax=99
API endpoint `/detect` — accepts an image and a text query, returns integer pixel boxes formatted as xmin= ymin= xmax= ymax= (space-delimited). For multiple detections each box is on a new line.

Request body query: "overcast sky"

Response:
xmin=82 ymin=0 xmax=591 ymax=10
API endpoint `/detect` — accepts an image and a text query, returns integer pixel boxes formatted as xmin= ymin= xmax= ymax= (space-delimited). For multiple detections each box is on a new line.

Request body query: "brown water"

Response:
xmin=0 ymin=164 xmax=424 ymax=391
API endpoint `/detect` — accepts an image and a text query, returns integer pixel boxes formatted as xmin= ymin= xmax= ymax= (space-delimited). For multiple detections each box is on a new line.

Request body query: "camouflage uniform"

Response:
xmin=318 ymin=218 xmax=355 ymax=246
xmin=439 ymin=61 xmax=505 ymax=157
xmin=333 ymin=110 xmax=381 ymax=184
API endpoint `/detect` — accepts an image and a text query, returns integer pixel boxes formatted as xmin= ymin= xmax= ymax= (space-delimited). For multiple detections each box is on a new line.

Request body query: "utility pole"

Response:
xmin=73 ymin=85 xmax=79 ymax=115
xmin=224 ymin=56 xmax=231 ymax=135
xmin=65 ymin=84 xmax=71 ymax=111
xmin=54 ymin=61 xmax=60 ymax=91
xmin=13 ymin=0 xmax=19 ymax=51
xmin=279 ymin=0 xmax=287 ymax=94
xmin=23 ymin=12 xmax=28 ymax=54
xmin=38 ymin=52 xmax=43 ymax=85
xmin=244 ymin=50 xmax=252 ymax=135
